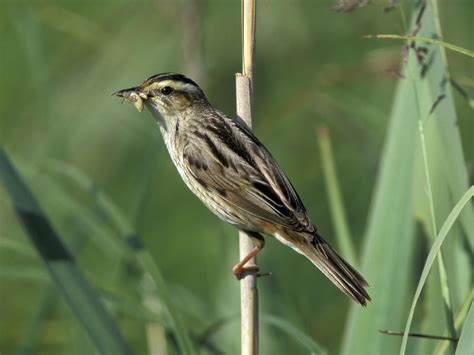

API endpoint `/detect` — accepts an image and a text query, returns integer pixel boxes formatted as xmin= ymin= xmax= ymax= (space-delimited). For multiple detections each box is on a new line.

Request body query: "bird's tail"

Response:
xmin=296 ymin=231 xmax=371 ymax=306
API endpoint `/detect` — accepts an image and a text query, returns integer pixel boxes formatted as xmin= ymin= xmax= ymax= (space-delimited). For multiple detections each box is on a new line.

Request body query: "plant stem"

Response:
xmin=236 ymin=1 xmax=258 ymax=354
xmin=316 ymin=125 xmax=357 ymax=265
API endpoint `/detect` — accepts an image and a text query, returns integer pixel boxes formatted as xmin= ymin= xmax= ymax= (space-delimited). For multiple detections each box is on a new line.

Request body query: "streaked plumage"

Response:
xmin=114 ymin=73 xmax=370 ymax=305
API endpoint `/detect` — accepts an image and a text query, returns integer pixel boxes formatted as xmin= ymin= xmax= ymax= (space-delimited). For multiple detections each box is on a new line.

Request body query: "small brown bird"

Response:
xmin=114 ymin=73 xmax=370 ymax=305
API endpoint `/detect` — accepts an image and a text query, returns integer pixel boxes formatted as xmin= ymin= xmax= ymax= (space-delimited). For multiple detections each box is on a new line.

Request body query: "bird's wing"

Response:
xmin=181 ymin=111 xmax=314 ymax=234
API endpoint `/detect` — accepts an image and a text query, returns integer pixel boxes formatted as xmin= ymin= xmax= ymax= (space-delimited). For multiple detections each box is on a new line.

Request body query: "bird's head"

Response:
xmin=114 ymin=73 xmax=208 ymax=130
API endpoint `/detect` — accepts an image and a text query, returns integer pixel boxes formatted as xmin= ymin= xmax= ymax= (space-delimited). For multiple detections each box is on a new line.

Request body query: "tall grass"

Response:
xmin=0 ymin=1 xmax=472 ymax=354
xmin=0 ymin=150 xmax=132 ymax=355
xmin=342 ymin=1 xmax=473 ymax=355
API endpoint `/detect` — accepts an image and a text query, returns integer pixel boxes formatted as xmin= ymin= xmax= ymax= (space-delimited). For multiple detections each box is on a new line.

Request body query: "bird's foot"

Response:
xmin=232 ymin=264 xmax=260 ymax=280
xmin=231 ymin=235 xmax=269 ymax=280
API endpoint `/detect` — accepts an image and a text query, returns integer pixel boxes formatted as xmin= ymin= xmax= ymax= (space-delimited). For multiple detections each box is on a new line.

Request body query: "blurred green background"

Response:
xmin=1 ymin=0 xmax=473 ymax=354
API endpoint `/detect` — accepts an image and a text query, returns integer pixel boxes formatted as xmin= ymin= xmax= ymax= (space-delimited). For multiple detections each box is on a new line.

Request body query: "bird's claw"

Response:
xmin=257 ymin=271 xmax=272 ymax=278
xmin=232 ymin=265 xmax=271 ymax=280
xmin=233 ymin=265 xmax=259 ymax=280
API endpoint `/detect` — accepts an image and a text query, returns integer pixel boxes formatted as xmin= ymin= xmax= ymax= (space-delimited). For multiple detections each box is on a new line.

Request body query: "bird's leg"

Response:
xmin=232 ymin=232 xmax=265 ymax=280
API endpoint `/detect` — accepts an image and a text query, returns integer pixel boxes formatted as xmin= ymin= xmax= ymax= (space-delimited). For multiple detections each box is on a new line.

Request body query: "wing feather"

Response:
xmin=182 ymin=111 xmax=313 ymax=234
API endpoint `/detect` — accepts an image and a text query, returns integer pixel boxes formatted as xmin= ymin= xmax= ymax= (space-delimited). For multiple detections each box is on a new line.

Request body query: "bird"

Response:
xmin=114 ymin=72 xmax=370 ymax=305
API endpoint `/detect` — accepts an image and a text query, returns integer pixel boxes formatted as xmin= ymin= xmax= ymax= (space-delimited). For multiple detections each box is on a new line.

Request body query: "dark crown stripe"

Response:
xmin=145 ymin=72 xmax=199 ymax=87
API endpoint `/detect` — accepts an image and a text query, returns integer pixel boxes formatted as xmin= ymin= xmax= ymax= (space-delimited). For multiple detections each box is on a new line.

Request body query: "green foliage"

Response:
xmin=367 ymin=34 xmax=474 ymax=58
xmin=0 ymin=150 xmax=132 ymax=355
xmin=1 ymin=1 xmax=472 ymax=354
xmin=340 ymin=36 xmax=419 ymax=355
xmin=317 ymin=126 xmax=357 ymax=265
xmin=342 ymin=2 xmax=474 ymax=355
xmin=262 ymin=315 xmax=327 ymax=355
xmin=400 ymin=186 xmax=474 ymax=354
xmin=455 ymin=304 xmax=474 ymax=355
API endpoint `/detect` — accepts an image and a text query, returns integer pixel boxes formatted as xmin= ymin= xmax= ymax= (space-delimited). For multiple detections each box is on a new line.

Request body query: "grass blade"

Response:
xmin=262 ymin=315 xmax=327 ymax=355
xmin=0 ymin=149 xmax=133 ymax=355
xmin=316 ymin=125 xmax=356 ymax=265
xmin=407 ymin=1 xmax=473 ymax=351
xmin=49 ymin=160 xmax=196 ymax=355
xmin=15 ymin=287 xmax=58 ymax=355
xmin=435 ymin=288 xmax=474 ymax=354
xmin=454 ymin=303 xmax=474 ymax=355
xmin=340 ymin=49 xmax=419 ymax=355
xmin=400 ymin=186 xmax=474 ymax=354
xmin=344 ymin=2 xmax=474 ymax=354
xmin=365 ymin=34 xmax=474 ymax=58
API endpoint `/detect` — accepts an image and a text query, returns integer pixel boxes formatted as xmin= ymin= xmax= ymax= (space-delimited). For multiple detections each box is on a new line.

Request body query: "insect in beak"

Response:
xmin=113 ymin=87 xmax=148 ymax=112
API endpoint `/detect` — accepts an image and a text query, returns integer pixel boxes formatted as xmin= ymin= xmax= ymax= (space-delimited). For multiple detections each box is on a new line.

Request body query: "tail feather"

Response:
xmin=302 ymin=232 xmax=371 ymax=306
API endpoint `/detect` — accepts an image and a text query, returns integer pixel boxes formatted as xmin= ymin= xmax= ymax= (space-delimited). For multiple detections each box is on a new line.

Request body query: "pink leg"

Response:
xmin=232 ymin=232 xmax=265 ymax=280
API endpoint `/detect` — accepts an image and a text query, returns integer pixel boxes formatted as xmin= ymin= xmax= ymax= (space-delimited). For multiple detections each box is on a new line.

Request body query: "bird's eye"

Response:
xmin=161 ymin=86 xmax=174 ymax=96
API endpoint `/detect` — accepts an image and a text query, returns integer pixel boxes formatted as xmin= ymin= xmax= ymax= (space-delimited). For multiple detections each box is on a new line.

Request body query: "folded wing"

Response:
xmin=181 ymin=111 xmax=314 ymax=234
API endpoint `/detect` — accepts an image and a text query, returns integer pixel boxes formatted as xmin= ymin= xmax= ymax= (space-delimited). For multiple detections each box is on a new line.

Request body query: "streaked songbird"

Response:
xmin=114 ymin=73 xmax=370 ymax=305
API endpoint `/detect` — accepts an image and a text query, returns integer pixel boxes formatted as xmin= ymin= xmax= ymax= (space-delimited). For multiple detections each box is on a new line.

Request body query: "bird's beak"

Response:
xmin=113 ymin=86 xmax=149 ymax=113
xmin=112 ymin=86 xmax=141 ymax=98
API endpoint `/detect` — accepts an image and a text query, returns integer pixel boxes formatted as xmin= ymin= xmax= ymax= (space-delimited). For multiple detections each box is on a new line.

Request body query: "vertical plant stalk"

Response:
xmin=236 ymin=1 xmax=258 ymax=354
xmin=316 ymin=125 xmax=357 ymax=265
xmin=434 ymin=287 xmax=474 ymax=354
xmin=418 ymin=118 xmax=456 ymax=352
xmin=404 ymin=1 xmax=456 ymax=350
xmin=399 ymin=186 xmax=474 ymax=355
